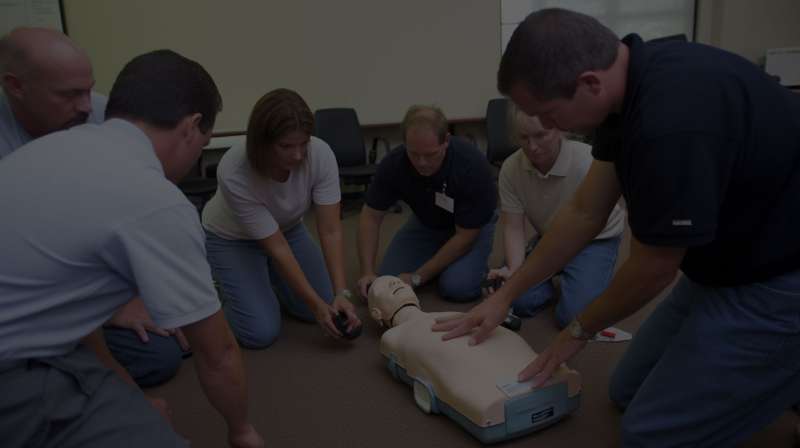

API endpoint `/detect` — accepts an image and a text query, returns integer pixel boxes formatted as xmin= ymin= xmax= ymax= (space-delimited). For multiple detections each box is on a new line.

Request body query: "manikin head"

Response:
xmin=0 ymin=27 xmax=96 ymax=138
xmin=367 ymin=275 xmax=421 ymax=328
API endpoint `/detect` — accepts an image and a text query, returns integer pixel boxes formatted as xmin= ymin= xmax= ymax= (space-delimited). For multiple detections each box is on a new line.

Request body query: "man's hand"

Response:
xmin=431 ymin=296 xmax=510 ymax=345
xmin=518 ymin=328 xmax=587 ymax=387
xmin=108 ymin=297 xmax=190 ymax=350
xmin=484 ymin=266 xmax=512 ymax=294
xmin=107 ymin=297 xmax=169 ymax=342
xmin=311 ymin=300 xmax=342 ymax=339
xmin=332 ymin=294 xmax=361 ymax=332
xmin=168 ymin=328 xmax=191 ymax=351
xmin=357 ymin=274 xmax=376 ymax=299
xmin=487 ymin=266 xmax=511 ymax=281
xmin=398 ymin=272 xmax=414 ymax=287
xmin=229 ymin=423 xmax=265 ymax=448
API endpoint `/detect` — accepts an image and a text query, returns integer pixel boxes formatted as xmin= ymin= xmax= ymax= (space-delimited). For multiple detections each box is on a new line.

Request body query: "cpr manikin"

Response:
xmin=368 ymin=275 xmax=581 ymax=443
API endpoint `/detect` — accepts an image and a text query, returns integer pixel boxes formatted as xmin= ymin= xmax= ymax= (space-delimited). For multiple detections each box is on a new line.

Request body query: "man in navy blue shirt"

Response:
xmin=357 ymin=105 xmax=497 ymax=302
xmin=435 ymin=8 xmax=800 ymax=446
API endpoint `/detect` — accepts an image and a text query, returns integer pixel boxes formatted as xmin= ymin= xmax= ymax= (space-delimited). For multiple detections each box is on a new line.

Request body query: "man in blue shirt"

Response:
xmin=0 ymin=27 xmax=185 ymax=388
xmin=436 ymin=8 xmax=800 ymax=446
xmin=357 ymin=105 xmax=497 ymax=302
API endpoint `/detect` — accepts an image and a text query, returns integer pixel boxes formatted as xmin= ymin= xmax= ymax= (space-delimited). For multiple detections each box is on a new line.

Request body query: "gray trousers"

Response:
xmin=0 ymin=345 xmax=187 ymax=448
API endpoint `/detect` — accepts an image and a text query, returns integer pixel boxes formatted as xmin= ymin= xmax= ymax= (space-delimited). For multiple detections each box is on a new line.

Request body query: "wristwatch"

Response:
xmin=567 ymin=318 xmax=595 ymax=341
xmin=337 ymin=289 xmax=354 ymax=300
xmin=410 ymin=273 xmax=422 ymax=288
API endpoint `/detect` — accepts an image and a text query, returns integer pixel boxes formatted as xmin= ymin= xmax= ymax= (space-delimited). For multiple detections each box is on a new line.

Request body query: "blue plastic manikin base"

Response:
xmin=386 ymin=355 xmax=580 ymax=444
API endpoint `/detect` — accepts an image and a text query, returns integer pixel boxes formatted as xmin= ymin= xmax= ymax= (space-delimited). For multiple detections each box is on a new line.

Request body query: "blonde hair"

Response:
xmin=401 ymin=105 xmax=448 ymax=144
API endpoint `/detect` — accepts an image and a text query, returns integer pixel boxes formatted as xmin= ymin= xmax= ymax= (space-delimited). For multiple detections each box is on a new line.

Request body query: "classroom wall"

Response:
xmin=696 ymin=0 xmax=800 ymax=64
xmin=62 ymin=0 xmax=500 ymax=132
xmin=61 ymin=0 xmax=800 ymax=149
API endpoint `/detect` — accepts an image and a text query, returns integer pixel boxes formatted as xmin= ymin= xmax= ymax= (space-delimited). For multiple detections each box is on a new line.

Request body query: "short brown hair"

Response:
xmin=498 ymin=8 xmax=619 ymax=100
xmin=246 ymin=88 xmax=313 ymax=176
xmin=401 ymin=105 xmax=448 ymax=144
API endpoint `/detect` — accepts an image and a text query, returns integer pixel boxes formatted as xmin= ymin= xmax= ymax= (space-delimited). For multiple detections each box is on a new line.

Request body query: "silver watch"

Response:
xmin=567 ymin=318 xmax=594 ymax=340
xmin=410 ymin=273 xmax=422 ymax=288
xmin=337 ymin=289 xmax=354 ymax=300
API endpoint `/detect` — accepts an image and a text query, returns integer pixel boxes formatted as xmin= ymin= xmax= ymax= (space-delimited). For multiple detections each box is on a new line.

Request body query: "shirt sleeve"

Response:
xmin=498 ymin=154 xmax=525 ymax=215
xmin=99 ymin=204 xmax=221 ymax=329
xmin=311 ymin=138 xmax=342 ymax=205
xmin=365 ymin=151 xmax=400 ymax=211
xmin=218 ymin=169 xmax=279 ymax=240
xmin=626 ymin=131 xmax=732 ymax=247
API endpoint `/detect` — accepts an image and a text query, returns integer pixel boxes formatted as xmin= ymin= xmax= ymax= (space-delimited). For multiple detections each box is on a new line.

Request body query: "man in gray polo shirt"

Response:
xmin=0 ymin=27 xmax=187 ymax=388
xmin=0 ymin=50 xmax=263 ymax=447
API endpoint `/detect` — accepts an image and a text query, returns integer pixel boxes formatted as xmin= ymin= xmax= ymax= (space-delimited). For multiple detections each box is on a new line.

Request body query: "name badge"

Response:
xmin=435 ymin=191 xmax=454 ymax=213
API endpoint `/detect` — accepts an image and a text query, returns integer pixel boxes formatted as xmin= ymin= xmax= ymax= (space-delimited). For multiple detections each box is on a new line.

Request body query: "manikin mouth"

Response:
xmin=392 ymin=286 xmax=405 ymax=295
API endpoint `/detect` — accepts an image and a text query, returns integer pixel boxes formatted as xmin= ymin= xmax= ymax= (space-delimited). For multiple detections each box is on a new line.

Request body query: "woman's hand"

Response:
xmin=333 ymin=294 xmax=361 ymax=332
xmin=311 ymin=300 xmax=342 ymax=339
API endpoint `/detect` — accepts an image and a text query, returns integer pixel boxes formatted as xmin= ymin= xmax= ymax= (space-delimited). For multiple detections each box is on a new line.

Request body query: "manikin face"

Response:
xmin=514 ymin=113 xmax=561 ymax=170
xmin=368 ymin=275 xmax=421 ymax=327
xmin=269 ymin=130 xmax=309 ymax=175
xmin=405 ymin=125 xmax=448 ymax=177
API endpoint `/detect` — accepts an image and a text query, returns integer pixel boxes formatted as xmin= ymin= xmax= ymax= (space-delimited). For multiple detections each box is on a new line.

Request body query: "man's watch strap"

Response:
xmin=337 ymin=289 xmax=354 ymax=300
xmin=410 ymin=273 xmax=422 ymax=288
xmin=567 ymin=318 xmax=595 ymax=341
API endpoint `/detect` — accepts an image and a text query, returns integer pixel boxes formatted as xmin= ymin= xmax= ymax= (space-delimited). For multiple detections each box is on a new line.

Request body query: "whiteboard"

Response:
xmin=0 ymin=0 xmax=64 ymax=36
xmin=62 ymin=1 xmax=501 ymax=132
xmin=500 ymin=0 xmax=696 ymax=51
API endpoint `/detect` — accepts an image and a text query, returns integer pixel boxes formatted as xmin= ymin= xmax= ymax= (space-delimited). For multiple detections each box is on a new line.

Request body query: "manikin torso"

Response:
xmin=369 ymin=277 xmax=581 ymax=428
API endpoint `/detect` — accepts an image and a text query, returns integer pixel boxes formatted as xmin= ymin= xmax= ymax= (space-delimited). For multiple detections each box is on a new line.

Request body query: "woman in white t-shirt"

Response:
xmin=202 ymin=89 xmax=360 ymax=347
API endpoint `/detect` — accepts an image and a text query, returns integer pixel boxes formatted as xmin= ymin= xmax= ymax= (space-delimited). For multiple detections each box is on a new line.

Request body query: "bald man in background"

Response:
xmin=0 ymin=27 xmax=106 ymax=157
xmin=0 ymin=27 xmax=187 ymax=388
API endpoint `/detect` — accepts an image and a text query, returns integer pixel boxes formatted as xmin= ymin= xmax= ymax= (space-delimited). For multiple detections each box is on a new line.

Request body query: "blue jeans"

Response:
xmin=378 ymin=213 xmax=497 ymax=302
xmin=205 ymin=224 xmax=334 ymax=349
xmin=512 ymin=235 xmax=621 ymax=328
xmin=104 ymin=327 xmax=186 ymax=388
xmin=609 ymin=270 xmax=800 ymax=447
